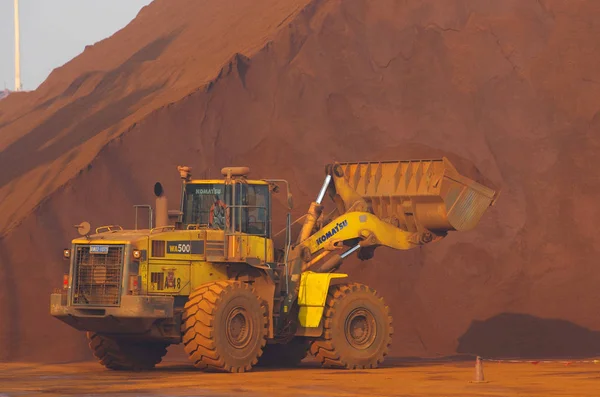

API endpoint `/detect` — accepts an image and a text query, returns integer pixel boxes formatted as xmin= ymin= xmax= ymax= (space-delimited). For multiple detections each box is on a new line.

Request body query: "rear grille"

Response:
xmin=72 ymin=245 xmax=124 ymax=306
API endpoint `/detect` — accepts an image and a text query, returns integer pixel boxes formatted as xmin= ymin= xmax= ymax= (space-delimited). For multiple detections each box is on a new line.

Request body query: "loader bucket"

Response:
xmin=334 ymin=158 xmax=497 ymax=233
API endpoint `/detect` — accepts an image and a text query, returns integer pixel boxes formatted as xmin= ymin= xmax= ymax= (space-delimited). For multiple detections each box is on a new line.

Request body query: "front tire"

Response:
xmin=182 ymin=281 xmax=268 ymax=373
xmin=310 ymin=283 xmax=393 ymax=369
xmin=87 ymin=332 xmax=168 ymax=371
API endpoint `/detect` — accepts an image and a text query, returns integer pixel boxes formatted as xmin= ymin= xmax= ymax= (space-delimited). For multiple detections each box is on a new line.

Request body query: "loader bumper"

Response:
xmin=50 ymin=293 xmax=174 ymax=334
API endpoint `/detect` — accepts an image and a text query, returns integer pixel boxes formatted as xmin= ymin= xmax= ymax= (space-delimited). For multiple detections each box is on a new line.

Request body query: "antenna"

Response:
xmin=14 ymin=0 xmax=22 ymax=92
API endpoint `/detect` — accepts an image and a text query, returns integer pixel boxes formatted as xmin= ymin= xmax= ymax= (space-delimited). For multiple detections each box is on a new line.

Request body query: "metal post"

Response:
xmin=284 ymin=212 xmax=291 ymax=294
xmin=14 ymin=0 xmax=22 ymax=91
xmin=133 ymin=205 xmax=153 ymax=230
xmin=179 ymin=180 xmax=185 ymax=222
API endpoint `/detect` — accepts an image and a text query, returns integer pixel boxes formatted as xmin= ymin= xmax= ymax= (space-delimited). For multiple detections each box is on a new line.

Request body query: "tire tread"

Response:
xmin=310 ymin=282 xmax=393 ymax=369
xmin=87 ymin=332 xmax=168 ymax=371
xmin=181 ymin=280 xmax=268 ymax=373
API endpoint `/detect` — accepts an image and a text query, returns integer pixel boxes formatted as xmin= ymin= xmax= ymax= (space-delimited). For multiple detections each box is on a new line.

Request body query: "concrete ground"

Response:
xmin=1 ymin=357 xmax=599 ymax=396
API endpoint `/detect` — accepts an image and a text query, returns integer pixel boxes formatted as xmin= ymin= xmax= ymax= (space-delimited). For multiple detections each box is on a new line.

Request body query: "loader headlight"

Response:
xmin=63 ymin=248 xmax=71 ymax=259
xmin=132 ymin=249 xmax=142 ymax=260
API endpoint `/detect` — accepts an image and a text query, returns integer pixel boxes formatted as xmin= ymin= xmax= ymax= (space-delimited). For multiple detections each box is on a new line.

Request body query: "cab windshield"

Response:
xmin=182 ymin=184 xmax=227 ymax=228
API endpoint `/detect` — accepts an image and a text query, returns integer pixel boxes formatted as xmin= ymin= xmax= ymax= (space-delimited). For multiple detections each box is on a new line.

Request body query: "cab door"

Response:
xmin=230 ymin=182 xmax=273 ymax=263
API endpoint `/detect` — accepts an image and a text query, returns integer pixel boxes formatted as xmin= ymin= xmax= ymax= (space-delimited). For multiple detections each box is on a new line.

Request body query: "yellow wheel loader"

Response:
xmin=50 ymin=158 xmax=497 ymax=372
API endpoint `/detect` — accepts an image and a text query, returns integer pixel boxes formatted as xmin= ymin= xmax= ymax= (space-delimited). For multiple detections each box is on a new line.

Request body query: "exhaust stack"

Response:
xmin=154 ymin=182 xmax=168 ymax=228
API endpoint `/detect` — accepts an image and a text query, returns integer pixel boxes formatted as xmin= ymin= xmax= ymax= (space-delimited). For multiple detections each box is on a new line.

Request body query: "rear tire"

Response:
xmin=310 ymin=283 xmax=393 ymax=369
xmin=86 ymin=332 xmax=168 ymax=371
xmin=181 ymin=281 xmax=268 ymax=373
xmin=256 ymin=337 xmax=310 ymax=368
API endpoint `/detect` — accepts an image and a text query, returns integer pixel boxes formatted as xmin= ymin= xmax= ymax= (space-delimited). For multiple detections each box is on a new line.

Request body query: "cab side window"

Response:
xmin=235 ymin=184 xmax=270 ymax=237
xmin=246 ymin=185 xmax=269 ymax=236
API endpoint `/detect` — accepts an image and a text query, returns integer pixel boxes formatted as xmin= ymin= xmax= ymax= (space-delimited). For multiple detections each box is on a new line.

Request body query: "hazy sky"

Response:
xmin=0 ymin=0 xmax=153 ymax=91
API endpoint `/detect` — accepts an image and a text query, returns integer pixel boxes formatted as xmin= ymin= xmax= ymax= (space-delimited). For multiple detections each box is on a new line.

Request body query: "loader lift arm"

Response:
xmin=280 ymin=157 xmax=498 ymax=327
xmin=300 ymin=210 xmax=429 ymax=273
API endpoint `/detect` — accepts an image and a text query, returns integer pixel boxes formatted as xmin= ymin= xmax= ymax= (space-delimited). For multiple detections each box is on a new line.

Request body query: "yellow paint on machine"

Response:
xmin=297 ymin=271 xmax=348 ymax=327
xmin=232 ymin=234 xmax=275 ymax=262
xmin=188 ymin=179 xmax=269 ymax=186
xmin=146 ymin=260 xmax=228 ymax=295
xmin=191 ymin=261 xmax=228 ymax=287
xmin=72 ymin=239 xmax=132 ymax=245
xmin=147 ymin=261 xmax=191 ymax=295
xmin=306 ymin=211 xmax=417 ymax=253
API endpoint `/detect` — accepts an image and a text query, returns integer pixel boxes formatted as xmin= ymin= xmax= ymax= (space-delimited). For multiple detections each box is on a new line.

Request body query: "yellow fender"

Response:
xmin=297 ymin=271 xmax=348 ymax=327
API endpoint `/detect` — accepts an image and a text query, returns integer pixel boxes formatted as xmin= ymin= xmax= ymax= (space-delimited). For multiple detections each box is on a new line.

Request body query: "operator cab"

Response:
xmin=180 ymin=167 xmax=271 ymax=238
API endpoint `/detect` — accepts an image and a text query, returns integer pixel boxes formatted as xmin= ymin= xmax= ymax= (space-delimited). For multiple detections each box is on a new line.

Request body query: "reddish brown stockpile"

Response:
xmin=1 ymin=0 xmax=600 ymax=362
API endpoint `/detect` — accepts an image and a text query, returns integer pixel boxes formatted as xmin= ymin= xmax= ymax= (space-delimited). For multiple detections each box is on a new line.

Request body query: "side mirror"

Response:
xmin=287 ymin=193 xmax=294 ymax=210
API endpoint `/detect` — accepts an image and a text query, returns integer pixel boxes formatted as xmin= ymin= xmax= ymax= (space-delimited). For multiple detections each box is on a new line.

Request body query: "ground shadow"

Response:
xmin=149 ymin=355 xmax=467 ymax=374
xmin=457 ymin=312 xmax=600 ymax=359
